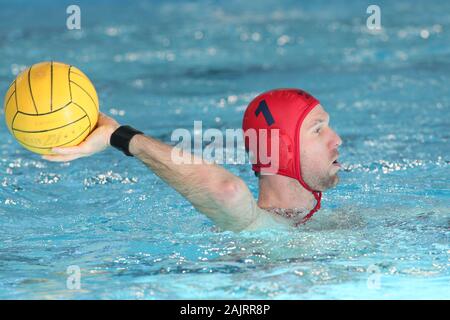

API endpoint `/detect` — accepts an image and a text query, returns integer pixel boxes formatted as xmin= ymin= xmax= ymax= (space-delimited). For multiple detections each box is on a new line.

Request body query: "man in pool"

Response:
xmin=42 ymin=89 xmax=342 ymax=232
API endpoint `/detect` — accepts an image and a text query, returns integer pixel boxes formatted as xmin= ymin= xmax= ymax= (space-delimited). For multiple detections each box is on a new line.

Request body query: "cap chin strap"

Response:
xmin=295 ymin=191 xmax=321 ymax=226
xmin=295 ymin=177 xmax=322 ymax=225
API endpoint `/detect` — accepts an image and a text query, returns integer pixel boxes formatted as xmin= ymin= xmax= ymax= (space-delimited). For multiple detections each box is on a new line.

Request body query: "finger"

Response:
xmin=41 ymin=154 xmax=83 ymax=162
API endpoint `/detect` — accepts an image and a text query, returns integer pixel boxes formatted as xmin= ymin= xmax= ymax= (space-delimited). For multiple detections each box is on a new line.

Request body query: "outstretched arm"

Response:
xmin=43 ymin=112 xmax=260 ymax=231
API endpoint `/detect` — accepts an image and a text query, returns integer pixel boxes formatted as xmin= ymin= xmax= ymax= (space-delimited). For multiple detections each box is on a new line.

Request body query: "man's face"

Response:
xmin=300 ymin=104 xmax=342 ymax=191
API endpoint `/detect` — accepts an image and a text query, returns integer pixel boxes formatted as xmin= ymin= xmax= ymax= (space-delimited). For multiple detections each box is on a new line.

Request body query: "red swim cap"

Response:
xmin=242 ymin=88 xmax=322 ymax=224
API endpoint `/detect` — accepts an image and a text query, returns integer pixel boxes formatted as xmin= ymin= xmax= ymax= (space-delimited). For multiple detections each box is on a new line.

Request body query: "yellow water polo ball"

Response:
xmin=3 ymin=61 xmax=99 ymax=155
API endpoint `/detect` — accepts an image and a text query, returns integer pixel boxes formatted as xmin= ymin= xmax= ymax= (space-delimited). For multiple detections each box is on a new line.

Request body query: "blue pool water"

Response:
xmin=0 ymin=0 xmax=448 ymax=299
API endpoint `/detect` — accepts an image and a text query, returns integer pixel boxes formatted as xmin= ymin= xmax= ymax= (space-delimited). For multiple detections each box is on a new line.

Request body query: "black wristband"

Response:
xmin=110 ymin=125 xmax=143 ymax=156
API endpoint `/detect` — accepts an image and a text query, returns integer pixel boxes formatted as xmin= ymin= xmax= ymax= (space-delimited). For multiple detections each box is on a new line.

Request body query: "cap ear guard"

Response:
xmin=259 ymin=130 xmax=295 ymax=179
xmin=246 ymin=128 xmax=294 ymax=176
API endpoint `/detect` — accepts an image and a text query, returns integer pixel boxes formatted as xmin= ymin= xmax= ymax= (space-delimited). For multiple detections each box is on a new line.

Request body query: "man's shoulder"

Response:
xmin=243 ymin=206 xmax=294 ymax=231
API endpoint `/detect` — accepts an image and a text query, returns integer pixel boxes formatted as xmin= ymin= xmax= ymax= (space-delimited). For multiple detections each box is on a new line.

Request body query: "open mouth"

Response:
xmin=332 ymin=159 xmax=341 ymax=167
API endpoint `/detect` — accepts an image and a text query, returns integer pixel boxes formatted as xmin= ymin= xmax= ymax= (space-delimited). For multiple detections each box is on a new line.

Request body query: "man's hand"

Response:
xmin=42 ymin=112 xmax=120 ymax=162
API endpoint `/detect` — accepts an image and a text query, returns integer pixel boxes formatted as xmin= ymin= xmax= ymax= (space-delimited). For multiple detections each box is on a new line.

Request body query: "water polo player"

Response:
xmin=42 ymin=88 xmax=342 ymax=231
